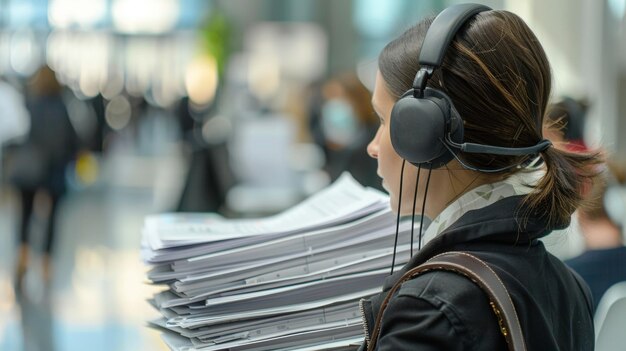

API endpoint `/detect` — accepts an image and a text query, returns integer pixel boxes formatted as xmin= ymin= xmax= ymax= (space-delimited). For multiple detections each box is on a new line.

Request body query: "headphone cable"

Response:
xmin=390 ymin=159 xmax=406 ymax=275
xmin=410 ymin=167 xmax=421 ymax=256
xmin=418 ymin=164 xmax=433 ymax=251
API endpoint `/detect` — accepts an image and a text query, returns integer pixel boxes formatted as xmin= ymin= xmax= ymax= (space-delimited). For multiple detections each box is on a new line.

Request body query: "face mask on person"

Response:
xmin=320 ymin=99 xmax=360 ymax=147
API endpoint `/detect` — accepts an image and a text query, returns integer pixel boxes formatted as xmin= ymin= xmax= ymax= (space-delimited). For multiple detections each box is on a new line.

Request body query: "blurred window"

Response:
xmin=2 ymin=0 xmax=48 ymax=29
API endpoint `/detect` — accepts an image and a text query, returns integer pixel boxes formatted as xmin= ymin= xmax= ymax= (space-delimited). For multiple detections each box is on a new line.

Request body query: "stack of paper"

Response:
xmin=142 ymin=173 xmax=416 ymax=351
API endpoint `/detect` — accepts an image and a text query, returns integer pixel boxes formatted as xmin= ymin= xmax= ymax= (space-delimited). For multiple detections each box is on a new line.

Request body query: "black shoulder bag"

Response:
xmin=367 ymin=251 xmax=526 ymax=351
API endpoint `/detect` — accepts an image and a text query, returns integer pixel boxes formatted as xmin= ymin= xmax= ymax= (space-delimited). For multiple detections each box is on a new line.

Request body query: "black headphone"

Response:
xmin=390 ymin=3 xmax=552 ymax=170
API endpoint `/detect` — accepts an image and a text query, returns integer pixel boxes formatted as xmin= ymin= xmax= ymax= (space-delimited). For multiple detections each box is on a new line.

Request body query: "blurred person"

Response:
xmin=7 ymin=66 xmax=80 ymax=288
xmin=308 ymin=72 xmax=381 ymax=190
xmin=544 ymin=96 xmax=589 ymax=152
xmin=175 ymin=97 xmax=234 ymax=213
xmin=360 ymin=4 xmax=599 ymax=350
xmin=565 ymin=161 xmax=626 ymax=311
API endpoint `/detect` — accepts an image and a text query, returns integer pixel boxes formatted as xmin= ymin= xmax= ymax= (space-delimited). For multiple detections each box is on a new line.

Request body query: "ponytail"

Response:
xmin=524 ymin=146 xmax=602 ymax=229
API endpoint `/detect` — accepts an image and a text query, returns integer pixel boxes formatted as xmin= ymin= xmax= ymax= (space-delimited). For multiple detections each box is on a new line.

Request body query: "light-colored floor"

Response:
xmin=0 ymin=129 xmax=187 ymax=351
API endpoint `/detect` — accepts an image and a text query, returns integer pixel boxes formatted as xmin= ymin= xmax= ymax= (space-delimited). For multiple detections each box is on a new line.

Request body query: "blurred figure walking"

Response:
xmin=6 ymin=66 xmax=80 ymax=289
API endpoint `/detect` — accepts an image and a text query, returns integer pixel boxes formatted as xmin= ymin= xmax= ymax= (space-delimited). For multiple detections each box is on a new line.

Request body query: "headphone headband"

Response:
xmin=419 ymin=3 xmax=492 ymax=68
xmin=413 ymin=3 xmax=491 ymax=95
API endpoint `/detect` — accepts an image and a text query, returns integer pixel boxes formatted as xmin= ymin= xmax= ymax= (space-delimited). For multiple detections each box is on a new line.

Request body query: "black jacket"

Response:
xmin=359 ymin=195 xmax=594 ymax=350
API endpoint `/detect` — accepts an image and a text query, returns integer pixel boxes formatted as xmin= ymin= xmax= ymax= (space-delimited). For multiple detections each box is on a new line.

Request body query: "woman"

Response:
xmin=360 ymin=4 xmax=598 ymax=350
xmin=11 ymin=66 xmax=79 ymax=287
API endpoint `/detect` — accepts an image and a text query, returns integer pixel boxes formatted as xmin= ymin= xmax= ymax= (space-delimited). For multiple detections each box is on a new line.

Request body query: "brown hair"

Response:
xmin=378 ymin=10 xmax=601 ymax=229
xmin=28 ymin=65 xmax=63 ymax=96
xmin=545 ymin=97 xmax=588 ymax=143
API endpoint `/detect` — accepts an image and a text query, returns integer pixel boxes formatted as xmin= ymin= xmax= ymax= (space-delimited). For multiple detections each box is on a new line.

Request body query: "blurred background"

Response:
xmin=1 ymin=0 xmax=626 ymax=350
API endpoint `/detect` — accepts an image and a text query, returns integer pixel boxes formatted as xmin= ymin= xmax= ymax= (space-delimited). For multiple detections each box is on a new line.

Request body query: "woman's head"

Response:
xmin=380 ymin=10 xmax=551 ymax=171
xmin=369 ymin=8 xmax=601 ymax=226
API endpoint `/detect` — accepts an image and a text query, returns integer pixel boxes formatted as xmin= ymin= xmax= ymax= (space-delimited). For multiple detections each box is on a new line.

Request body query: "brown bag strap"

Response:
xmin=367 ymin=251 xmax=526 ymax=351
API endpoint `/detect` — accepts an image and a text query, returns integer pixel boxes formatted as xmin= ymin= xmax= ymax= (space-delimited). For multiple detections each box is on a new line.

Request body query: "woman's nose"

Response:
xmin=367 ymin=128 xmax=381 ymax=159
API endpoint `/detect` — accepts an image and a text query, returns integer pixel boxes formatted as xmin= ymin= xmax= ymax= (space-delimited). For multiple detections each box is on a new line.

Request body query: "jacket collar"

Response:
xmin=420 ymin=167 xmax=545 ymax=247
xmin=381 ymin=194 xmax=567 ymax=290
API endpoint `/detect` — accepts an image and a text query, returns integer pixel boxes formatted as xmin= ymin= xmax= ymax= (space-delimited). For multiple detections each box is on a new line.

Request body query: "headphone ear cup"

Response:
xmin=390 ymin=90 xmax=449 ymax=166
